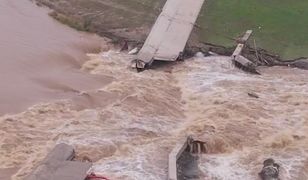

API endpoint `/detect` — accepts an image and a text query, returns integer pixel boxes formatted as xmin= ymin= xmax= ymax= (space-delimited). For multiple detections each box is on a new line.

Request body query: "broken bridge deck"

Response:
xmin=133 ymin=0 xmax=205 ymax=69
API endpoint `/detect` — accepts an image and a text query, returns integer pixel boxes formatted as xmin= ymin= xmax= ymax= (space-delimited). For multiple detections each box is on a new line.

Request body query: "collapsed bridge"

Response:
xmin=132 ymin=0 xmax=205 ymax=69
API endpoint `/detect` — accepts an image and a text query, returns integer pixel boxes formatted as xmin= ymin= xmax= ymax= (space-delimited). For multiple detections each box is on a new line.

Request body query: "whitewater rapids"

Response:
xmin=1 ymin=50 xmax=307 ymax=179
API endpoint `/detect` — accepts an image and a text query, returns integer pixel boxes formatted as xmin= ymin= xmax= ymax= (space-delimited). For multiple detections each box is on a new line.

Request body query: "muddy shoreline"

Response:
xmin=34 ymin=0 xmax=308 ymax=69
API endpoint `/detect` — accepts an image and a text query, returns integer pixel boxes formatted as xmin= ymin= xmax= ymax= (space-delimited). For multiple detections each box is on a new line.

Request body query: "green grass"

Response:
xmin=39 ymin=0 xmax=308 ymax=59
xmin=116 ymin=0 xmax=308 ymax=59
xmin=198 ymin=0 xmax=308 ymax=59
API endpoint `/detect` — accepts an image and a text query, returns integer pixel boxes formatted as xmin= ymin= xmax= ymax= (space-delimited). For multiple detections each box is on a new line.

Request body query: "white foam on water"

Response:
xmin=199 ymin=152 xmax=254 ymax=180
xmin=2 ymin=52 xmax=308 ymax=180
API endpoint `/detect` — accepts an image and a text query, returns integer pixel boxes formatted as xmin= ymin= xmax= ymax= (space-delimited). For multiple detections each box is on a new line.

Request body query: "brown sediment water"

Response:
xmin=0 ymin=168 xmax=19 ymax=180
xmin=1 ymin=50 xmax=307 ymax=180
xmin=0 ymin=0 xmax=112 ymax=115
xmin=1 ymin=1 xmax=308 ymax=180
xmin=176 ymin=56 xmax=308 ymax=179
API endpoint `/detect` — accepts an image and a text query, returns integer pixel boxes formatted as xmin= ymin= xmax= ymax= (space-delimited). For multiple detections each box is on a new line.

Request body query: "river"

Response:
xmin=0 ymin=1 xmax=308 ymax=180
xmin=0 ymin=0 xmax=112 ymax=115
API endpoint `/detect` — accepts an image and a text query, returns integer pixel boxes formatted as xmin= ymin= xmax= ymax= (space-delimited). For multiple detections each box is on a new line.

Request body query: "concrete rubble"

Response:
xmin=133 ymin=0 xmax=205 ymax=69
xmin=25 ymin=143 xmax=92 ymax=180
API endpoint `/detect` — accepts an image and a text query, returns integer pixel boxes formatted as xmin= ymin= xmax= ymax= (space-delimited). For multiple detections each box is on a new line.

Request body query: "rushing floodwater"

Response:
xmin=0 ymin=1 xmax=308 ymax=180
xmin=0 ymin=0 xmax=112 ymax=115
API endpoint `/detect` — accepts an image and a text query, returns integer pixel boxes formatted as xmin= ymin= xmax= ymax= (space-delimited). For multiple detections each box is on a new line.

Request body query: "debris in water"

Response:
xmin=259 ymin=158 xmax=280 ymax=180
xmin=232 ymin=30 xmax=260 ymax=74
xmin=128 ymin=47 xmax=139 ymax=55
xmin=195 ymin=52 xmax=205 ymax=58
xmin=248 ymin=92 xmax=260 ymax=99
xmin=187 ymin=135 xmax=208 ymax=154
xmin=26 ymin=143 xmax=92 ymax=180
xmin=86 ymin=172 xmax=110 ymax=180
xmin=169 ymin=136 xmax=206 ymax=180
xmin=132 ymin=0 xmax=205 ymax=69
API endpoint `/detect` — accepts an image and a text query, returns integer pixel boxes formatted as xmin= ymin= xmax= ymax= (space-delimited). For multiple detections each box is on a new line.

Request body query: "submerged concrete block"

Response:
xmin=26 ymin=161 xmax=91 ymax=180
xmin=45 ymin=143 xmax=75 ymax=162
xmin=26 ymin=143 xmax=92 ymax=180
xmin=169 ymin=138 xmax=188 ymax=180
xmin=169 ymin=136 xmax=206 ymax=180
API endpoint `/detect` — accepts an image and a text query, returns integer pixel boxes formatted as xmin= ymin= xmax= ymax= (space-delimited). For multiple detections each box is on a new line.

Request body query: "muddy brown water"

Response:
xmin=0 ymin=0 xmax=112 ymax=115
xmin=1 ymin=1 xmax=308 ymax=180
xmin=0 ymin=168 xmax=19 ymax=180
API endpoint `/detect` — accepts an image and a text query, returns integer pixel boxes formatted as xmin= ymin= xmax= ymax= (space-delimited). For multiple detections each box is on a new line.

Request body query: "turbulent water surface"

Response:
xmin=0 ymin=0 xmax=112 ymax=115
xmin=0 ymin=1 xmax=308 ymax=180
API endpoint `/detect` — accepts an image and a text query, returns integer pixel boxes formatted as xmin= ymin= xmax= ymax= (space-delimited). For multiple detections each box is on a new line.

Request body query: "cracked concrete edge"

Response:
xmin=168 ymin=137 xmax=189 ymax=180
xmin=25 ymin=143 xmax=92 ymax=180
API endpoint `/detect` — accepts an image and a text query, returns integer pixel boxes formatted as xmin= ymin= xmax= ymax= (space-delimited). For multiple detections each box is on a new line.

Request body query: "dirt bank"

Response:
xmin=34 ymin=0 xmax=164 ymax=42
xmin=33 ymin=0 xmax=308 ymax=66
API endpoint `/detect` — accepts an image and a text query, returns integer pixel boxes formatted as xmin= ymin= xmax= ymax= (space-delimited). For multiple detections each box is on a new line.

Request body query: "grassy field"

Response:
xmin=198 ymin=0 xmax=308 ymax=59
xmin=36 ymin=0 xmax=308 ymax=59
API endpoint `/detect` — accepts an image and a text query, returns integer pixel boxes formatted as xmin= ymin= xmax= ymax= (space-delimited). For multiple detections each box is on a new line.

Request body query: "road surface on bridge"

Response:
xmin=133 ymin=0 xmax=205 ymax=69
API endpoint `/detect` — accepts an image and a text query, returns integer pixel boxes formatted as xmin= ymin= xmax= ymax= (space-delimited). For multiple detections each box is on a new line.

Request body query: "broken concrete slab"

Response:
xmin=44 ymin=143 xmax=75 ymax=162
xmin=169 ymin=138 xmax=188 ymax=180
xmin=233 ymin=55 xmax=260 ymax=74
xmin=133 ymin=0 xmax=205 ymax=69
xmin=232 ymin=30 xmax=252 ymax=59
xmin=25 ymin=143 xmax=92 ymax=180
xmin=237 ymin=30 xmax=253 ymax=44
xmin=169 ymin=136 xmax=206 ymax=180
xmin=232 ymin=44 xmax=245 ymax=59
xmin=26 ymin=161 xmax=92 ymax=180
xmin=234 ymin=55 xmax=254 ymax=67
xmin=231 ymin=30 xmax=260 ymax=74
xmin=177 ymin=151 xmax=200 ymax=180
